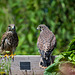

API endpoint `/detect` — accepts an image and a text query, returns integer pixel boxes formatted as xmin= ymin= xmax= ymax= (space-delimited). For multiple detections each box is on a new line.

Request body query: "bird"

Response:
xmin=0 ymin=24 xmax=18 ymax=58
xmin=37 ymin=24 xmax=56 ymax=69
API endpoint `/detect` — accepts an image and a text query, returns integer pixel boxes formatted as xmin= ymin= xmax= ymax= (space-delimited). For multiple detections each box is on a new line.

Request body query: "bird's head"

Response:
xmin=7 ymin=24 xmax=16 ymax=32
xmin=37 ymin=24 xmax=48 ymax=31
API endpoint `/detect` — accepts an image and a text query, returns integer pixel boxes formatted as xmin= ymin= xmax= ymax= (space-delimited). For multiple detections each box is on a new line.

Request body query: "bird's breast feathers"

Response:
xmin=1 ymin=31 xmax=18 ymax=48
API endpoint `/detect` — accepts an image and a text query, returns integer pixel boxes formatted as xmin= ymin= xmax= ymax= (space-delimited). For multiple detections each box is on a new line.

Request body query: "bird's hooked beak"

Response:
xmin=37 ymin=26 xmax=41 ymax=31
xmin=11 ymin=25 xmax=15 ymax=30
xmin=37 ymin=26 xmax=39 ymax=30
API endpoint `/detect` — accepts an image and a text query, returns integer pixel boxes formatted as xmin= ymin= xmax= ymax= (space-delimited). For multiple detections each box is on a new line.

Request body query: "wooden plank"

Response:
xmin=0 ymin=55 xmax=55 ymax=75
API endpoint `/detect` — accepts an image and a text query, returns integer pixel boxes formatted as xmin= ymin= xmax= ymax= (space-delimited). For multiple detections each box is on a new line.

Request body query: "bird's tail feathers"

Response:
xmin=40 ymin=53 xmax=52 ymax=67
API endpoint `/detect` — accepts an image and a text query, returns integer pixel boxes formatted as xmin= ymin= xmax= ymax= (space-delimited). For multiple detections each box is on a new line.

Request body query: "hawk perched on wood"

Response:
xmin=37 ymin=24 xmax=56 ymax=69
xmin=0 ymin=24 xmax=18 ymax=58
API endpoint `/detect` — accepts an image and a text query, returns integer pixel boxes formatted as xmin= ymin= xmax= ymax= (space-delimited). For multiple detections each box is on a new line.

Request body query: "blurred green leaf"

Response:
xmin=54 ymin=55 xmax=64 ymax=63
xmin=27 ymin=33 xmax=33 ymax=44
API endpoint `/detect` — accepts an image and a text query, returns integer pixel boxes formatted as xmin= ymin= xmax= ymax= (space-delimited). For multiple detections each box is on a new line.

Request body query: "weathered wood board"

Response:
xmin=0 ymin=55 xmax=55 ymax=75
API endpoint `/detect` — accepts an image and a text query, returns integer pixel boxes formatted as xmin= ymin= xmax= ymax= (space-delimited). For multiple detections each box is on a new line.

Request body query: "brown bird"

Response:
xmin=37 ymin=24 xmax=56 ymax=69
xmin=0 ymin=24 xmax=18 ymax=58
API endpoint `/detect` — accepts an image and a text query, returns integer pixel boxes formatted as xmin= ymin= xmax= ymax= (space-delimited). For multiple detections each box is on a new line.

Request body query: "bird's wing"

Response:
xmin=1 ymin=32 xmax=12 ymax=50
xmin=1 ymin=37 xmax=7 ymax=50
xmin=13 ymin=33 xmax=18 ymax=47
xmin=37 ymin=31 xmax=55 ymax=52
xmin=45 ymin=35 xmax=54 ymax=51
xmin=50 ymin=35 xmax=56 ymax=51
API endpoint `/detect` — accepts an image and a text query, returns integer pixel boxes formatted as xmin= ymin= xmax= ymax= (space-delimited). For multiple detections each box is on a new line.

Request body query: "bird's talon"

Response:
xmin=4 ymin=54 xmax=9 ymax=58
xmin=42 ymin=66 xmax=47 ymax=69
xmin=39 ymin=64 xmax=47 ymax=69
xmin=10 ymin=54 xmax=16 ymax=58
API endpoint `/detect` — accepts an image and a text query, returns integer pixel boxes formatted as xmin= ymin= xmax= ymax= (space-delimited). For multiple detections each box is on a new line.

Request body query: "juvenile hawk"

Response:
xmin=37 ymin=24 xmax=56 ymax=69
xmin=1 ymin=24 xmax=18 ymax=58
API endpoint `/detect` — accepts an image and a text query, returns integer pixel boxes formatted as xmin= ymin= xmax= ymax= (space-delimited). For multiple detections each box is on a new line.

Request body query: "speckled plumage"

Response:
xmin=37 ymin=24 xmax=56 ymax=68
xmin=1 ymin=24 xmax=18 ymax=54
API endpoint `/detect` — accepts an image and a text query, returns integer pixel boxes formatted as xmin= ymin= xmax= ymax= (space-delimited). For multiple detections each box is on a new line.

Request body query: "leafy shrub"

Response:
xmin=44 ymin=37 xmax=75 ymax=75
xmin=0 ymin=57 xmax=11 ymax=75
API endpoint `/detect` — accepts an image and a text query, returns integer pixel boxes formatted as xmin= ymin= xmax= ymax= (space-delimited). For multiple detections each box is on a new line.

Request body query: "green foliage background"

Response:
xmin=0 ymin=0 xmax=75 ymax=55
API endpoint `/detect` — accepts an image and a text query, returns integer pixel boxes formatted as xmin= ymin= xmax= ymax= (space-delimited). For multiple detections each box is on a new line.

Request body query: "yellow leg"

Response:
xmin=10 ymin=53 xmax=16 ymax=58
xmin=39 ymin=62 xmax=47 ymax=69
xmin=39 ymin=63 xmax=47 ymax=69
xmin=4 ymin=54 xmax=9 ymax=58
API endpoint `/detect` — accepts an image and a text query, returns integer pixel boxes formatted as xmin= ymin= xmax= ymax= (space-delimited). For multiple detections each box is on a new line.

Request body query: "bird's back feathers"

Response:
xmin=37 ymin=26 xmax=56 ymax=52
